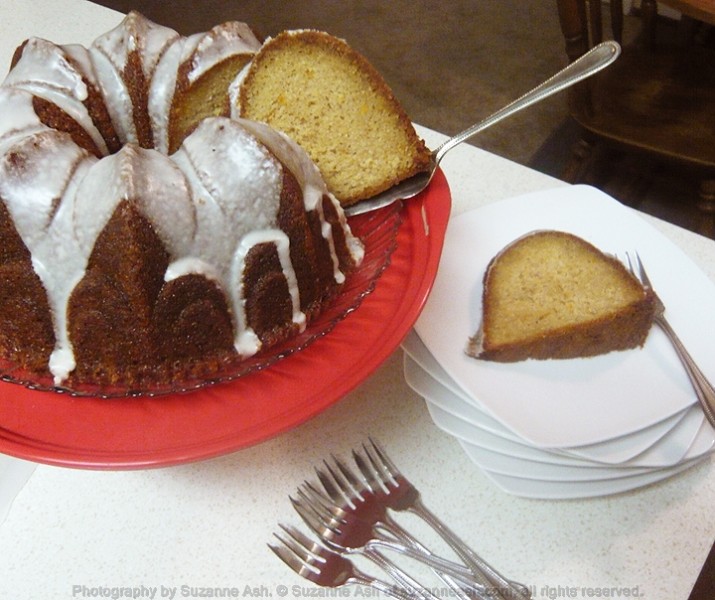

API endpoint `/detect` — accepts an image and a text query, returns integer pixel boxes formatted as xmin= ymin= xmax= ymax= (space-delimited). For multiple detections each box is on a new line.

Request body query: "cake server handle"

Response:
xmin=346 ymin=40 xmax=621 ymax=217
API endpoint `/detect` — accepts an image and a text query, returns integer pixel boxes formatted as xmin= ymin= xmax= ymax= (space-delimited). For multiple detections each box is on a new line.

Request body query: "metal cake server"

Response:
xmin=345 ymin=40 xmax=621 ymax=217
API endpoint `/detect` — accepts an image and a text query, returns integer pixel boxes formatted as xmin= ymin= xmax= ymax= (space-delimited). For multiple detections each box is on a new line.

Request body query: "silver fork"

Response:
xmin=316 ymin=456 xmax=428 ymax=546
xmin=315 ymin=456 xmax=486 ymax=598
xmin=358 ymin=439 xmax=532 ymax=600
xmin=293 ymin=481 xmax=488 ymax=598
xmin=269 ymin=524 xmax=413 ymax=600
xmin=290 ymin=488 xmax=441 ymax=600
xmin=317 ymin=452 xmax=529 ymax=600
xmin=626 ymin=252 xmax=715 ymax=428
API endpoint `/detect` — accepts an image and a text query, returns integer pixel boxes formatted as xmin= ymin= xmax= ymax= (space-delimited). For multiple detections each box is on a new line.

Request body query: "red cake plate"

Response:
xmin=0 ymin=170 xmax=451 ymax=469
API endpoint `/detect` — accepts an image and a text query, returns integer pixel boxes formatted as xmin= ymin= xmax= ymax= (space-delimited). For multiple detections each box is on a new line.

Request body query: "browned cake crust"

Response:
xmin=75 ymin=51 xmax=122 ymax=154
xmin=58 ymin=159 xmax=356 ymax=387
xmin=0 ymin=202 xmax=55 ymax=372
xmin=468 ymin=231 xmax=656 ymax=362
xmin=122 ymin=49 xmax=154 ymax=149
xmin=31 ymin=96 xmax=105 ymax=158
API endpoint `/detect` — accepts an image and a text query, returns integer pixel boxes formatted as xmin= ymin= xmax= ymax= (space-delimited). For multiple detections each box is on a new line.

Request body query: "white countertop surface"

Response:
xmin=1 ymin=2 xmax=714 ymax=599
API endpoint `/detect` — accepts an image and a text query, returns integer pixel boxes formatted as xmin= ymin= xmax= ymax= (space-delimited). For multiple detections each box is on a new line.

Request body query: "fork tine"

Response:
xmin=624 ymin=252 xmax=635 ymax=274
xmin=296 ymin=486 xmax=351 ymax=531
xmin=364 ymin=438 xmax=399 ymax=487
xmin=298 ymin=482 xmax=349 ymax=523
xmin=302 ymin=479 xmax=333 ymax=506
xmin=624 ymin=252 xmax=638 ymax=282
xmin=314 ymin=465 xmax=346 ymax=506
xmin=624 ymin=251 xmax=652 ymax=289
xmin=293 ymin=489 xmax=339 ymax=526
xmin=291 ymin=494 xmax=344 ymax=539
xmin=270 ymin=526 xmax=323 ymax=576
xmin=368 ymin=438 xmax=400 ymax=476
xmin=332 ymin=453 xmax=370 ymax=499
xmin=352 ymin=448 xmax=387 ymax=493
xmin=279 ymin=523 xmax=326 ymax=556
xmin=633 ymin=252 xmax=653 ymax=288
xmin=318 ymin=458 xmax=361 ymax=508
xmin=268 ymin=541 xmax=312 ymax=576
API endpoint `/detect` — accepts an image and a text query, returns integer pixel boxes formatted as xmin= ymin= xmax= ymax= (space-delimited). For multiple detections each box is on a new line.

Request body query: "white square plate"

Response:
xmin=415 ymin=185 xmax=715 ymax=447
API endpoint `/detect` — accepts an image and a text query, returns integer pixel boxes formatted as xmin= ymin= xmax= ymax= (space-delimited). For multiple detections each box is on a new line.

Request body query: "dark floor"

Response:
xmin=91 ymin=0 xmax=714 ymax=239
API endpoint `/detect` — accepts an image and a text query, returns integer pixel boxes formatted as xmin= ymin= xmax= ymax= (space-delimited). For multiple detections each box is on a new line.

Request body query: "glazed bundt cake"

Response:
xmin=467 ymin=231 xmax=655 ymax=362
xmin=0 ymin=12 xmax=366 ymax=388
xmin=232 ymin=29 xmax=433 ymax=207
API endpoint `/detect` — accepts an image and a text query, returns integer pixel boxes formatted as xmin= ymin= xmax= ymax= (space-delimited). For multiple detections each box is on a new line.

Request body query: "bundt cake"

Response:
xmin=467 ymin=230 xmax=655 ymax=362
xmin=0 ymin=12 xmax=366 ymax=388
xmin=232 ymin=29 xmax=432 ymax=207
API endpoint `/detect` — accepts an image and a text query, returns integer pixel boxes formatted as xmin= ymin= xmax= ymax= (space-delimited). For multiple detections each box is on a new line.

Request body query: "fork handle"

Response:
xmin=409 ymin=498 xmax=531 ymax=600
xmin=655 ymin=316 xmax=715 ymax=429
xmin=373 ymin=520 xmax=489 ymax=599
xmin=350 ymin=573 xmax=415 ymax=600
xmin=370 ymin=533 xmax=517 ymax=597
xmin=364 ymin=548 xmax=443 ymax=600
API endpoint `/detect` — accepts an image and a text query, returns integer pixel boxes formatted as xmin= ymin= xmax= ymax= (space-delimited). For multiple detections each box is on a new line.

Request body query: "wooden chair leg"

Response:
xmin=698 ymin=180 xmax=715 ymax=212
xmin=696 ymin=179 xmax=715 ymax=239
xmin=561 ymin=137 xmax=594 ymax=183
xmin=641 ymin=0 xmax=658 ymax=47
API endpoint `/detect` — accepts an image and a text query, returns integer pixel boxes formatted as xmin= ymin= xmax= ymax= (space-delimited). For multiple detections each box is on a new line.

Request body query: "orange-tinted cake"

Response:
xmin=233 ymin=29 xmax=432 ymax=207
xmin=467 ymin=230 xmax=655 ymax=362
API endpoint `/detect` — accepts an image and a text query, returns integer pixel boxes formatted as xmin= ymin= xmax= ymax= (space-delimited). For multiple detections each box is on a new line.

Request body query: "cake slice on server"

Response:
xmin=231 ymin=29 xmax=432 ymax=207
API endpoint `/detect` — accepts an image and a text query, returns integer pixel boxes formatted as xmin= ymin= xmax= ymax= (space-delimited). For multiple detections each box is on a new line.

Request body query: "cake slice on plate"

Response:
xmin=468 ymin=230 xmax=655 ymax=362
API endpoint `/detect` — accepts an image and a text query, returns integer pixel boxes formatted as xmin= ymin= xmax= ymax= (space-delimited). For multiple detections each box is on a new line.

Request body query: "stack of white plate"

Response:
xmin=404 ymin=186 xmax=715 ymax=499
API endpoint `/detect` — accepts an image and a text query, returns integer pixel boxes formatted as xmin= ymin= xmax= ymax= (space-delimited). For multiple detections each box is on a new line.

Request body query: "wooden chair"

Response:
xmin=556 ymin=0 xmax=715 ymax=236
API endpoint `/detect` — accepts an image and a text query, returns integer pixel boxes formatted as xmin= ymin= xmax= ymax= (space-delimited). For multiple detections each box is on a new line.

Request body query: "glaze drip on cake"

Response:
xmin=5 ymin=38 xmax=114 ymax=156
xmin=90 ymin=11 xmax=180 ymax=147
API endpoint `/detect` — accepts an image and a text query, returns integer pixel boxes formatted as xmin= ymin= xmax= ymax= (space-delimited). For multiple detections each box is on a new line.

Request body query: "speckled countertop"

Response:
xmin=1 ymin=2 xmax=714 ymax=599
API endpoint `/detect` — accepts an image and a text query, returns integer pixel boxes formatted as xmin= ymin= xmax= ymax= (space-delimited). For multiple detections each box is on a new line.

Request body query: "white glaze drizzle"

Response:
xmin=0 ymin=115 xmax=97 ymax=383
xmin=90 ymin=11 xmax=180 ymax=145
xmin=71 ymin=145 xmax=197 ymax=259
xmin=147 ymin=33 xmax=200 ymax=154
xmin=170 ymin=117 xmax=305 ymax=356
xmin=187 ymin=22 xmax=261 ymax=84
xmin=234 ymin=118 xmax=366 ymax=278
xmin=60 ymin=145 xmax=196 ymax=382
xmin=2 ymin=38 xmax=109 ymax=155
xmin=230 ymin=229 xmax=306 ymax=356
xmin=0 ymin=87 xmax=49 ymax=144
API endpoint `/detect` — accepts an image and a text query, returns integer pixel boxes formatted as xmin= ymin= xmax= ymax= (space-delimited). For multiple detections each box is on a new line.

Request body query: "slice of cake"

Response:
xmin=232 ymin=29 xmax=432 ymax=207
xmin=467 ymin=230 xmax=655 ymax=362
xmin=163 ymin=21 xmax=262 ymax=153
